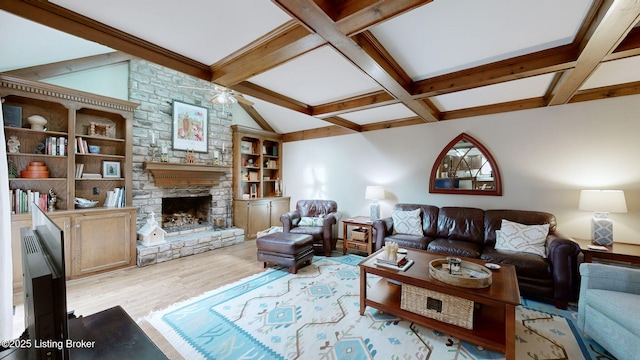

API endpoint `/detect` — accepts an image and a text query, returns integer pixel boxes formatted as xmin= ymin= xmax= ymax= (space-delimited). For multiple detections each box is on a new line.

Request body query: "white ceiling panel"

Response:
xmin=371 ymin=0 xmax=593 ymax=80
xmin=581 ymin=56 xmax=640 ymax=89
xmin=51 ymin=0 xmax=292 ymax=65
xmin=340 ymin=104 xmax=417 ymax=125
xmin=0 ymin=10 xmax=113 ymax=72
xmin=248 ymin=46 xmax=383 ymax=105
xmin=432 ymin=73 xmax=556 ymax=111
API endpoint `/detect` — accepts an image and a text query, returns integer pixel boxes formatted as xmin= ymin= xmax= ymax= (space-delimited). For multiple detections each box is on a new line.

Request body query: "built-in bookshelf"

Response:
xmin=231 ymin=125 xmax=289 ymax=239
xmin=2 ymin=75 xmax=136 ymax=212
xmin=2 ymin=74 xmax=139 ymax=287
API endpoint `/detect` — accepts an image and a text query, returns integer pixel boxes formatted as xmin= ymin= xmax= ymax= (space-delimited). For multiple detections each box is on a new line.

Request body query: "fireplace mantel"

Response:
xmin=144 ymin=162 xmax=231 ymax=186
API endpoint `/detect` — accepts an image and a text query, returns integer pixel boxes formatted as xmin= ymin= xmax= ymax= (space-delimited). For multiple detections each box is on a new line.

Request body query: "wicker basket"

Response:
xmin=401 ymin=284 xmax=474 ymax=329
xmin=351 ymin=228 xmax=368 ymax=241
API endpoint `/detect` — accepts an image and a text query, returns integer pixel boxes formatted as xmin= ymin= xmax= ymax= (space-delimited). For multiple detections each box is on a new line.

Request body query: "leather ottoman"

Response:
xmin=257 ymin=232 xmax=314 ymax=274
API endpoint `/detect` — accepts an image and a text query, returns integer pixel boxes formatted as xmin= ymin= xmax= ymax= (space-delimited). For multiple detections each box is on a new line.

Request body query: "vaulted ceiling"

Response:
xmin=2 ymin=0 xmax=640 ymax=142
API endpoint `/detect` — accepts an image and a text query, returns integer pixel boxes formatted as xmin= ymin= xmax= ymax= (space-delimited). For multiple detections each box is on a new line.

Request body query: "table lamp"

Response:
xmin=578 ymin=190 xmax=627 ymax=246
xmin=365 ymin=185 xmax=385 ymax=220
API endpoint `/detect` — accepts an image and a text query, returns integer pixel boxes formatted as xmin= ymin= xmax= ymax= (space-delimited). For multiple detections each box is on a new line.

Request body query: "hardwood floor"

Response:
xmin=12 ymin=240 xmax=268 ymax=359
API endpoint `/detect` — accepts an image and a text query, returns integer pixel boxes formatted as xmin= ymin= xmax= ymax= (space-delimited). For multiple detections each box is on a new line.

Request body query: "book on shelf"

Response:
xmin=104 ymin=187 xmax=126 ymax=208
xmin=10 ymin=189 xmax=49 ymax=214
xmin=75 ymin=163 xmax=85 ymax=179
xmin=76 ymin=137 xmax=88 ymax=154
xmin=81 ymin=173 xmax=102 ymax=178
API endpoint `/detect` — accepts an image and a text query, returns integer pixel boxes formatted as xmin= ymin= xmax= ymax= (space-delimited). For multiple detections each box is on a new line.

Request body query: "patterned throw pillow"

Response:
xmin=392 ymin=208 xmax=423 ymax=235
xmin=495 ymin=219 xmax=549 ymax=258
xmin=299 ymin=216 xmax=324 ymax=227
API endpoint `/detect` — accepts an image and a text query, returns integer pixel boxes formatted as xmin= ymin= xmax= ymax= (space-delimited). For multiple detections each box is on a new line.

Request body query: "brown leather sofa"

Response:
xmin=372 ymin=204 xmax=581 ymax=309
xmin=281 ymin=200 xmax=338 ymax=256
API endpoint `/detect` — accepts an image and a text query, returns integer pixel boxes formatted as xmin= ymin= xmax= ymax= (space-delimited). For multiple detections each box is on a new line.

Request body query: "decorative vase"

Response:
xmin=7 ymin=135 xmax=20 ymax=153
xmin=27 ymin=115 xmax=47 ymax=130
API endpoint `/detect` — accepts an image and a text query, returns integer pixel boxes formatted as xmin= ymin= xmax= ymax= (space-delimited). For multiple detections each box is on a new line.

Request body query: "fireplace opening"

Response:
xmin=162 ymin=195 xmax=211 ymax=232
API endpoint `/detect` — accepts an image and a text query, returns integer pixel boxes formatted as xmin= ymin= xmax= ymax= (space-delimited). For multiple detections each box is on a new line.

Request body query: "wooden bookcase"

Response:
xmin=231 ymin=125 xmax=289 ymax=239
xmin=1 ymin=74 xmax=138 ymax=290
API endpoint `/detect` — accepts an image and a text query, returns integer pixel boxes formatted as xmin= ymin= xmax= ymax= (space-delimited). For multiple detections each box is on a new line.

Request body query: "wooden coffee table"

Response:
xmin=359 ymin=248 xmax=521 ymax=360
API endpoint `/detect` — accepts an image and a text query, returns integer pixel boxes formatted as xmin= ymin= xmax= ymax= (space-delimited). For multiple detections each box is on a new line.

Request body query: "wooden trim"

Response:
xmin=0 ymin=74 xmax=139 ymax=112
xmin=143 ymin=162 xmax=231 ymax=187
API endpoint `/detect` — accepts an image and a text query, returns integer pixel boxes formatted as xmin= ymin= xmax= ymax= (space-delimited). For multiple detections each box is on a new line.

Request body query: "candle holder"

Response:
xmin=160 ymin=146 xmax=168 ymax=162
xmin=221 ymin=145 xmax=230 ymax=166
xmin=149 ymin=143 xmax=158 ymax=162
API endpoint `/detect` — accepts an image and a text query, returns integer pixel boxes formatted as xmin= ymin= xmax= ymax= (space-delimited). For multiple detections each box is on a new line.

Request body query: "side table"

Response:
xmin=343 ymin=216 xmax=374 ymax=255
xmin=573 ymin=238 xmax=640 ymax=265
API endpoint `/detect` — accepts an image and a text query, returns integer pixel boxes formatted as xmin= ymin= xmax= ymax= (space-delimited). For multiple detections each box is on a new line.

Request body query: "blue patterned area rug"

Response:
xmin=146 ymin=255 xmax=612 ymax=359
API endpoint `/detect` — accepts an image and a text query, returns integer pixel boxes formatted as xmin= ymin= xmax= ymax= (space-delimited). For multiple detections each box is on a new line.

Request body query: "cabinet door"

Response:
xmin=248 ymin=201 xmax=271 ymax=239
xmin=270 ymin=198 xmax=290 ymax=227
xmin=73 ymin=211 xmax=131 ymax=276
xmin=11 ymin=215 xmax=71 ymax=293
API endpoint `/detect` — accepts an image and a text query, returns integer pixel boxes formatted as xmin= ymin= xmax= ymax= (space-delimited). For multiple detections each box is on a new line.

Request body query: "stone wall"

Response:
xmin=128 ymin=59 xmax=234 ymax=228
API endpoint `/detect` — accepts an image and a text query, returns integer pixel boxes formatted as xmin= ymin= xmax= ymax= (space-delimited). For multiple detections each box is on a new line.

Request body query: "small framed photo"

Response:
xmin=102 ymin=161 xmax=121 ymax=178
xmin=240 ymin=141 xmax=253 ymax=154
xmin=172 ymin=100 xmax=208 ymax=153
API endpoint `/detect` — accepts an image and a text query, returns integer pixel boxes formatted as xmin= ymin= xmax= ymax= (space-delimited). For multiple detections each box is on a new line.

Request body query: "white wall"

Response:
xmin=42 ymin=62 xmax=129 ymax=100
xmin=282 ymin=95 xmax=640 ymax=243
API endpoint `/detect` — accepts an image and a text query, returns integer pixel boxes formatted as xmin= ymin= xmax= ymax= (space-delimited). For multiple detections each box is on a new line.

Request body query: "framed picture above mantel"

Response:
xmin=172 ymin=100 xmax=208 ymax=153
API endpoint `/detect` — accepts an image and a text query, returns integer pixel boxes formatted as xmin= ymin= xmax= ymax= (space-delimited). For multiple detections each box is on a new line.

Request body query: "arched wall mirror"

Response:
xmin=429 ymin=133 xmax=502 ymax=196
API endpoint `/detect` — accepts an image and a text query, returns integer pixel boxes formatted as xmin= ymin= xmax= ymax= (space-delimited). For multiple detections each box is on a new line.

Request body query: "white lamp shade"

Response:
xmin=578 ymin=190 xmax=627 ymax=213
xmin=365 ymin=186 xmax=385 ymax=200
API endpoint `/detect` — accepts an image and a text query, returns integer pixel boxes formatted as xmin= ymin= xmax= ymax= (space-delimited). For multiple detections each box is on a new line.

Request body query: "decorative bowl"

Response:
xmin=75 ymin=198 xmax=98 ymax=208
xmin=27 ymin=115 xmax=48 ymax=131
xmin=88 ymin=145 xmax=101 ymax=153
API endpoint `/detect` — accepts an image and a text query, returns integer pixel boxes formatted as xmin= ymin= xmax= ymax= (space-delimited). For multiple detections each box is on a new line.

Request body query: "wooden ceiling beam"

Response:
xmin=321 ymin=116 xmax=362 ymax=131
xmin=547 ymin=0 xmax=640 ymax=106
xmin=412 ymin=44 xmax=578 ymax=98
xmin=333 ymin=0 xmax=432 ymax=36
xmin=4 ymin=51 xmax=133 ymax=80
xmin=274 ymin=0 xmax=438 ymax=123
xmin=231 ymin=81 xmax=311 ymax=114
xmin=312 ymin=90 xmax=396 ymax=117
xmin=606 ymin=26 xmax=640 ymax=60
xmin=210 ymin=21 xmax=325 ymax=87
xmin=0 ymin=0 xmax=212 ymax=81
xmin=281 ymin=125 xmax=357 ymax=142
xmin=569 ymin=80 xmax=640 ymax=103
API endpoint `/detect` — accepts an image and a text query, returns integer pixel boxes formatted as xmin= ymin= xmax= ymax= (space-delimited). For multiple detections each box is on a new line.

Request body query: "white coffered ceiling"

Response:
xmin=1 ymin=0 xmax=639 ymax=139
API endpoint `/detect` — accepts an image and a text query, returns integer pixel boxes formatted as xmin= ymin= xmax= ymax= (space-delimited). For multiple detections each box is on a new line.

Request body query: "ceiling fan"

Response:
xmin=178 ymin=84 xmax=254 ymax=107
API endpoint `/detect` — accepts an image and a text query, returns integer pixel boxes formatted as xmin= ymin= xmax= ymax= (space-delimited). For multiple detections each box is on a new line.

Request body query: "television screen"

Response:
xmin=21 ymin=205 xmax=68 ymax=359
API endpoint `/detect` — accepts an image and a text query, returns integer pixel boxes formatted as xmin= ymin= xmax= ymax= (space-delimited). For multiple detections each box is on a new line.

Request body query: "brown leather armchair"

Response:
xmin=281 ymin=200 xmax=338 ymax=256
